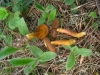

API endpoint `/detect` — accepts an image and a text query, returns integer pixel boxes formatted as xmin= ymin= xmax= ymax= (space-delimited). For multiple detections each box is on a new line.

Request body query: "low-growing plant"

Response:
xmin=0 ymin=40 xmax=57 ymax=75
xmin=88 ymin=12 xmax=98 ymax=29
xmin=0 ymin=46 xmax=56 ymax=75
xmin=35 ymin=3 xmax=56 ymax=25
xmin=63 ymin=45 xmax=92 ymax=70
xmin=0 ymin=7 xmax=29 ymax=35
xmin=65 ymin=0 xmax=75 ymax=5
xmin=1 ymin=0 xmax=33 ymax=12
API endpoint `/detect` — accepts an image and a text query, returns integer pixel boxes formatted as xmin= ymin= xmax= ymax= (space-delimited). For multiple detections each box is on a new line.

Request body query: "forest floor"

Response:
xmin=0 ymin=0 xmax=100 ymax=75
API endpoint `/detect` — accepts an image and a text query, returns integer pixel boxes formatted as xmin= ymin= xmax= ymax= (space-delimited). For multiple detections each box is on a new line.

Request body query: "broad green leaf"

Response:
xmin=7 ymin=12 xmax=20 ymax=30
xmin=9 ymin=57 xmax=34 ymax=66
xmin=4 ymin=35 xmax=12 ymax=44
xmin=88 ymin=12 xmax=97 ymax=18
xmin=45 ymin=4 xmax=55 ymax=13
xmin=66 ymin=52 xmax=75 ymax=70
xmin=0 ymin=34 xmax=6 ymax=41
xmin=24 ymin=67 xmax=32 ymax=75
xmin=36 ymin=3 xmax=45 ymax=12
xmin=93 ymin=21 xmax=98 ymax=29
xmin=12 ymin=5 xmax=20 ymax=12
xmin=0 ymin=46 xmax=18 ymax=60
xmin=76 ymin=48 xmax=92 ymax=56
xmin=17 ymin=18 xmax=29 ymax=35
xmin=71 ymin=3 xmax=78 ymax=14
xmin=25 ymin=0 xmax=33 ymax=6
xmin=42 ymin=13 xmax=48 ymax=19
xmin=39 ymin=52 xmax=57 ymax=62
xmin=65 ymin=0 xmax=75 ymax=5
xmin=24 ymin=59 xmax=38 ymax=75
xmin=49 ymin=9 xmax=56 ymax=22
xmin=30 ymin=46 xmax=43 ymax=57
xmin=71 ymin=46 xmax=78 ymax=52
xmin=29 ymin=59 xmax=38 ymax=69
xmin=0 ymin=7 xmax=8 ymax=20
xmin=38 ymin=17 xmax=46 ymax=25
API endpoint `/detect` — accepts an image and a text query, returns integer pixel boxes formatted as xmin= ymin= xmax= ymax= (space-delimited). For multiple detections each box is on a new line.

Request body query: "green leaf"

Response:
xmin=39 ymin=52 xmax=57 ymax=62
xmin=24 ymin=67 xmax=32 ymax=75
xmin=0 ymin=7 xmax=8 ymax=20
xmin=9 ymin=57 xmax=34 ymax=66
xmin=36 ymin=3 xmax=45 ymax=12
xmin=66 ymin=52 xmax=75 ymax=70
xmin=24 ymin=0 xmax=33 ymax=6
xmin=71 ymin=46 xmax=78 ymax=52
xmin=7 ymin=12 xmax=20 ymax=30
xmin=88 ymin=12 xmax=97 ymax=18
xmin=45 ymin=4 xmax=55 ymax=13
xmin=17 ymin=18 xmax=29 ymax=35
xmin=12 ymin=5 xmax=19 ymax=12
xmin=49 ymin=9 xmax=56 ymax=22
xmin=24 ymin=59 xmax=38 ymax=75
xmin=76 ymin=48 xmax=92 ymax=56
xmin=0 ymin=34 xmax=6 ymax=41
xmin=71 ymin=3 xmax=78 ymax=14
xmin=30 ymin=46 xmax=43 ymax=57
xmin=42 ymin=13 xmax=48 ymax=19
xmin=0 ymin=46 xmax=18 ymax=60
xmin=93 ymin=21 xmax=98 ymax=29
xmin=65 ymin=0 xmax=75 ymax=5
xmin=29 ymin=59 xmax=38 ymax=69
xmin=4 ymin=35 xmax=12 ymax=45
xmin=38 ymin=17 xmax=46 ymax=25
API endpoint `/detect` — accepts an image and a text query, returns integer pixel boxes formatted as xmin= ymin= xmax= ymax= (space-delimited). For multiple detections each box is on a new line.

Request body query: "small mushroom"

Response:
xmin=26 ymin=24 xmax=49 ymax=40
xmin=51 ymin=19 xmax=60 ymax=38
xmin=44 ymin=37 xmax=56 ymax=52
xmin=51 ymin=39 xmax=76 ymax=46
xmin=57 ymin=28 xmax=86 ymax=38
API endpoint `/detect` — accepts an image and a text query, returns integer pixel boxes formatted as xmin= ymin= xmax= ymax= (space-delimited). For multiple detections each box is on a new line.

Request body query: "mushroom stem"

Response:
xmin=26 ymin=32 xmax=36 ymax=40
xmin=57 ymin=28 xmax=86 ymax=38
xmin=51 ymin=39 xmax=76 ymax=45
xmin=44 ymin=37 xmax=56 ymax=52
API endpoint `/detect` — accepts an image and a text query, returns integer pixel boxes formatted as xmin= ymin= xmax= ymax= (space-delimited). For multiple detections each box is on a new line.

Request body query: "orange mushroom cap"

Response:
xmin=26 ymin=24 xmax=49 ymax=40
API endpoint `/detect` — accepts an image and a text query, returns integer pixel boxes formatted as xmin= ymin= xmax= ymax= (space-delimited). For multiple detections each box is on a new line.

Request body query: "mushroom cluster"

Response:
xmin=26 ymin=19 xmax=86 ymax=52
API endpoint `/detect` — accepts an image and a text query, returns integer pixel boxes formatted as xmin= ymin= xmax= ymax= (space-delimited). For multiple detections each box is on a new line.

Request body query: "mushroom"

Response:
xmin=26 ymin=24 xmax=49 ymax=40
xmin=57 ymin=28 xmax=86 ymax=38
xmin=44 ymin=37 xmax=55 ymax=52
xmin=51 ymin=39 xmax=76 ymax=46
xmin=26 ymin=24 xmax=56 ymax=52
xmin=51 ymin=19 xmax=60 ymax=38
